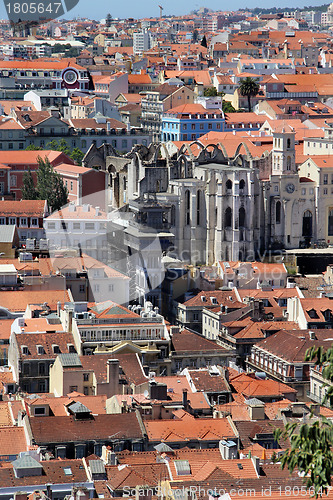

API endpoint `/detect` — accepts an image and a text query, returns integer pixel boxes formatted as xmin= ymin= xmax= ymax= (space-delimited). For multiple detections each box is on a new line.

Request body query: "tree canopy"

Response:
xmin=274 ymin=345 xmax=333 ymax=497
xmin=26 ymin=144 xmax=43 ymax=151
xmin=22 ymin=157 xmax=68 ymax=212
xmin=202 ymin=88 xmax=237 ymax=113
xmin=223 ymin=101 xmax=237 ymax=113
xmin=51 ymin=43 xmax=79 ymax=57
xmin=201 ymin=35 xmax=208 ymax=48
xmin=21 ymin=168 xmax=37 ymax=200
xmin=203 ymin=87 xmax=220 ymax=97
xmin=45 ymin=138 xmax=84 ymax=166
xmin=105 ymin=13 xmax=112 ymax=27
xmin=239 ymin=77 xmax=260 ymax=112
xmin=192 ymin=29 xmax=199 ymax=43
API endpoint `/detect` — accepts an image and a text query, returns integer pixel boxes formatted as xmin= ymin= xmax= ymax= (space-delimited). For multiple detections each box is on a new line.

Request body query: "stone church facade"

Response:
xmin=86 ymin=127 xmax=324 ymax=268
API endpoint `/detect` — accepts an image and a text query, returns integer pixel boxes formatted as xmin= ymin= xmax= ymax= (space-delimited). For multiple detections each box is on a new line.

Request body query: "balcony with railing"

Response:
xmin=306 ymin=391 xmax=323 ymax=404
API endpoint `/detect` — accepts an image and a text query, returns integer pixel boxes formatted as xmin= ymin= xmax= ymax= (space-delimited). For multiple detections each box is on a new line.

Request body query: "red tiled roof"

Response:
xmin=172 ymin=329 xmax=229 ymax=353
xmin=0 ymin=289 xmax=70 ymax=312
xmin=187 ymin=368 xmax=230 ymax=393
xmin=0 ymin=200 xmax=47 ymax=216
xmin=0 ymin=150 xmax=72 ymax=166
xmin=79 ymin=353 xmax=148 ymax=386
xmin=26 ymin=394 xmax=107 ymax=416
xmin=230 ymin=372 xmax=297 ymax=398
xmin=0 ymin=426 xmax=27 ymax=456
xmin=183 ymin=289 xmax=241 ymax=308
xmin=15 ymin=332 xmax=76 ymax=360
xmin=0 ymin=60 xmax=86 ymax=70
xmin=30 ymin=412 xmax=144 ymax=444
xmin=106 ymin=462 xmax=168 ymax=489
xmin=144 ymin=413 xmax=236 ymax=442
xmin=255 ymin=328 xmax=333 ymax=362
xmin=128 ymin=74 xmax=152 ymax=84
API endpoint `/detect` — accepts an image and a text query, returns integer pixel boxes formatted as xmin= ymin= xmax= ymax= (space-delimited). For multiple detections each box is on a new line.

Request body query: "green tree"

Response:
xmin=70 ymin=147 xmax=84 ymax=166
xmin=239 ymin=76 xmax=260 ymax=112
xmin=57 ymin=138 xmax=71 ymax=156
xmin=192 ymin=29 xmax=199 ymax=43
xmin=26 ymin=144 xmax=43 ymax=150
xmin=274 ymin=345 xmax=333 ymax=497
xmin=36 ymin=157 xmax=68 ymax=212
xmin=46 ymin=138 xmax=71 ymax=156
xmin=222 ymin=101 xmax=237 ymax=113
xmin=201 ymin=35 xmax=208 ymax=48
xmin=204 ymin=87 xmax=218 ymax=97
xmin=42 ymin=139 xmax=84 ymax=166
xmin=46 ymin=139 xmax=60 ymax=151
xmin=105 ymin=13 xmax=112 ymax=27
xmin=21 ymin=168 xmax=37 ymax=200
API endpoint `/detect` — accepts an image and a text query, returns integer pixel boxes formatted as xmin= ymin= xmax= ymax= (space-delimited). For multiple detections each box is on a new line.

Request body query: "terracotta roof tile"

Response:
xmin=230 ymin=372 xmax=297 ymax=398
xmin=0 ymin=200 xmax=47 ymax=217
xmin=235 ymin=420 xmax=288 ymax=449
xmin=187 ymin=368 xmax=230 ymax=393
xmin=15 ymin=332 xmax=76 ymax=360
xmin=106 ymin=463 xmax=168 ymax=489
xmin=254 ymin=328 xmax=333 ymax=362
xmin=183 ymin=290 xmax=242 ymax=308
xmin=25 ymin=394 xmax=107 ymax=416
xmin=30 ymin=412 xmax=143 ymax=445
xmin=144 ymin=414 xmax=236 ymax=443
xmin=0 ymin=289 xmax=70 ymax=312
xmin=0 ymin=426 xmax=27 ymax=456
xmin=171 ymin=329 xmax=229 ymax=353
xmin=0 ymin=150 xmax=72 ymax=166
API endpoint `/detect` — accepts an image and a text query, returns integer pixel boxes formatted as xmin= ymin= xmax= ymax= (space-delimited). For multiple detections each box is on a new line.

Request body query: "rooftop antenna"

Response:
xmin=158 ymin=5 xmax=163 ymax=17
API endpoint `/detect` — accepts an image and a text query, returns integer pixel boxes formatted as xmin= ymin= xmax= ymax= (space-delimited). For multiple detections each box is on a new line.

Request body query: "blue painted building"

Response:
xmin=161 ymin=98 xmax=225 ymax=142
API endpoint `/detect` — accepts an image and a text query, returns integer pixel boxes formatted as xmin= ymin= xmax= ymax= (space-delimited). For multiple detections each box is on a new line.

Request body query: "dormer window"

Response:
xmin=21 ymin=345 xmax=29 ymax=355
xmin=324 ymin=309 xmax=332 ymax=321
xmin=52 ymin=344 xmax=61 ymax=354
xmin=308 ymin=309 xmax=319 ymax=319
xmin=67 ymin=344 xmax=76 ymax=353
xmin=34 ymin=406 xmax=46 ymax=416
xmin=37 ymin=345 xmax=45 ymax=355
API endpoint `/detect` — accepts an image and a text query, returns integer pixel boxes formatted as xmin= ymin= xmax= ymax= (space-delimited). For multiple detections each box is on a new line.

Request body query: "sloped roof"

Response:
xmin=0 ymin=225 xmax=16 ymax=243
xmin=67 ymin=401 xmax=91 ymax=414
xmin=12 ymin=455 xmax=42 ymax=470
xmin=230 ymin=372 xmax=297 ymax=397
xmin=144 ymin=414 xmax=236 ymax=442
xmin=0 ymin=289 xmax=70 ymax=312
xmin=171 ymin=329 xmax=229 ymax=353
xmin=0 ymin=200 xmax=47 ymax=217
xmin=58 ymin=353 xmax=82 ymax=368
xmin=30 ymin=412 xmax=144 ymax=444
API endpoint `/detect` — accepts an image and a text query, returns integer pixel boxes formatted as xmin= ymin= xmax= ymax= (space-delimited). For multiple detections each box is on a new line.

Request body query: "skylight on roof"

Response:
xmin=174 ymin=460 xmax=191 ymax=476
xmin=63 ymin=467 xmax=72 ymax=476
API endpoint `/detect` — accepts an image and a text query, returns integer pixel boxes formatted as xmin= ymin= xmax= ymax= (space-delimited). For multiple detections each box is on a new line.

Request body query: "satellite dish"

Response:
xmin=144 ymin=390 xmax=149 ymax=398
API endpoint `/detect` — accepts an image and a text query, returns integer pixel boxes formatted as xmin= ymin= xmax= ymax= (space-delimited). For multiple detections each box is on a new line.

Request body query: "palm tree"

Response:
xmin=239 ymin=77 xmax=260 ymax=112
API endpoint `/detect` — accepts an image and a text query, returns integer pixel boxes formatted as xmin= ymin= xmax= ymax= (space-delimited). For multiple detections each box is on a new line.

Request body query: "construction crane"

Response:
xmin=158 ymin=5 xmax=163 ymax=18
